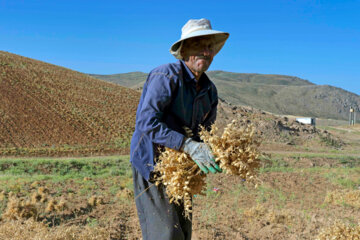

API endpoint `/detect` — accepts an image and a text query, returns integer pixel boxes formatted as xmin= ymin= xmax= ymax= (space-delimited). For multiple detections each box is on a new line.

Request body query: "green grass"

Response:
xmin=260 ymin=166 xmax=295 ymax=173
xmin=0 ymin=155 xmax=131 ymax=176
xmin=322 ymin=168 xmax=360 ymax=189
xmin=259 ymin=153 xmax=360 ymax=193
xmin=0 ymin=155 xmax=132 ymax=194
xmin=255 ymin=184 xmax=288 ymax=208
xmin=260 ymin=154 xmax=296 ymax=172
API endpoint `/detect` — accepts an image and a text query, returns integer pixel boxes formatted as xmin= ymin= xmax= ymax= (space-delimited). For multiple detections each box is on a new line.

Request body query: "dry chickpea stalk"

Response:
xmin=155 ymin=119 xmax=261 ymax=218
xmin=154 ymin=149 xmax=206 ymax=218
xmin=316 ymin=222 xmax=360 ymax=240
xmin=200 ymin=120 xmax=261 ymax=180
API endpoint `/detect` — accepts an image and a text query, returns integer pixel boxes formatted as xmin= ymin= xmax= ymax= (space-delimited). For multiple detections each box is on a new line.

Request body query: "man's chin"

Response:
xmin=196 ymin=64 xmax=210 ymax=73
xmin=195 ymin=61 xmax=209 ymax=70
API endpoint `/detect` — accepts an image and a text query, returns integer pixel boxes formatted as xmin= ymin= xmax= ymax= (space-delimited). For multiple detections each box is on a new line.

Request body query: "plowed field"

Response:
xmin=0 ymin=51 xmax=140 ymax=156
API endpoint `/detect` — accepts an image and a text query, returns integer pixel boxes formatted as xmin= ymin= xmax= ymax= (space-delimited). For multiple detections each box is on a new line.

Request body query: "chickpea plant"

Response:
xmin=155 ymin=119 xmax=262 ymax=218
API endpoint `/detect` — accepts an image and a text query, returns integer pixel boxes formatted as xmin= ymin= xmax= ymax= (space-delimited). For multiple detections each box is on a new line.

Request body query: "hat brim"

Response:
xmin=170 ymin=30 xmax=229 ymax=59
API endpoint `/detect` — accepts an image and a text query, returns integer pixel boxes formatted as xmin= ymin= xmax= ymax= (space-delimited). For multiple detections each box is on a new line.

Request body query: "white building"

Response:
xmin=296 ymin=117 xmax=316 ymax=126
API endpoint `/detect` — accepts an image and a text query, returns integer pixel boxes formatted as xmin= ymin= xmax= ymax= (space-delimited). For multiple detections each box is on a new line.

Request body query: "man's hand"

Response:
xmin=182 ymin=138 xmax=221 ymax=174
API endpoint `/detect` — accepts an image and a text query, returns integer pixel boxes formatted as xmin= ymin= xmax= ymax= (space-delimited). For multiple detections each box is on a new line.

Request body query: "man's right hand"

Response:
xmin=182 ymin=138 xmax=221 ymax=174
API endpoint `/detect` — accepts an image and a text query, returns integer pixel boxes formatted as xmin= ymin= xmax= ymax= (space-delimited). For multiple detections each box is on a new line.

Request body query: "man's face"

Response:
xmin=181 ymin=36 xmax=216 ymax=76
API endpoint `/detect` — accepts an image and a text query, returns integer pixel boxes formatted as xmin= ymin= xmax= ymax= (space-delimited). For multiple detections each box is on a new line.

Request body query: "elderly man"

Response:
xmin=130 ymin=18 xmax=229 ymax=240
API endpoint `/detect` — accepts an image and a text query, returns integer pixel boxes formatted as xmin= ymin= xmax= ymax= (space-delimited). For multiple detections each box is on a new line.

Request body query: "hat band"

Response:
xmin=181 ymin=26 xmax=210 ymax=38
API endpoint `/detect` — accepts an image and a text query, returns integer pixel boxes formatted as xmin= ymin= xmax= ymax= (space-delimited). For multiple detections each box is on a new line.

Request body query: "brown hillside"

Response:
xmin=0 ymin=51 xmax=140 ymax=156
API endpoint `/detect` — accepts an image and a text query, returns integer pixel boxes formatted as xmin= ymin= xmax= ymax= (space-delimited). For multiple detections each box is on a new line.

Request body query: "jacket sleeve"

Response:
xmin=136 ymin=72 xmax=185 ymax=150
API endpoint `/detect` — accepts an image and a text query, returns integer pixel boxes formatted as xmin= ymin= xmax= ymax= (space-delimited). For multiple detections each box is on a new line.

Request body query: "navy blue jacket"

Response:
xmin=130 ymin=60 xmax=218 ymax=180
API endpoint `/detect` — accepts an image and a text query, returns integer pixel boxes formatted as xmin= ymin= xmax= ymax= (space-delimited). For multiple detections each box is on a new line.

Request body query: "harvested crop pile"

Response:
xmin=0 ymin=187 xmax=111 ymax=239
xmin=155 ymin=119 xmax=261 ymax=217
xmin=324 ymin=189 xmax=360 ymax=208
xmin=316 ymin=222 xmax=360 ymax=240
xmin=243 ymin=204 xmax=295 ymax=225
xmin=1 ymin=188 xmax=69 ymax=221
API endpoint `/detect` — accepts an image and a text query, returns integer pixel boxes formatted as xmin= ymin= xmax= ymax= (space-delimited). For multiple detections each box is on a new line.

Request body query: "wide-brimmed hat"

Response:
xmin=170 ymin=18 xmax=229 ymax=59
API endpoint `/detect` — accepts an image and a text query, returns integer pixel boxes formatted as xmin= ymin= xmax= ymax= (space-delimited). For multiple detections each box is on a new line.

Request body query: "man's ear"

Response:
xmin=180 ymin=48 xmax=186 ymax=60
xmin=181 ymin=49 xmax=190 ymax=61
xmin=180 ymin=40 xmax=189 ymax=61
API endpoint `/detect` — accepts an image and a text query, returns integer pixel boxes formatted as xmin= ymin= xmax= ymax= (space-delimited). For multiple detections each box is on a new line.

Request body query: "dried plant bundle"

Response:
xmin=243 ymin=204 xmax=295 ymax=225
xmin=45 ymin=199 xmax=57 ymax=213
xmin=324 ymin=189 xmax=360 ymax=208
xmin=200 ymin=120 xmax=261 ymax=180
xmin=116 ymin=188 xmax=134 ymax=199
xmin=88 ymin=195 xmax=104 ymax=207
xmin=155 ymin=119 xmax=261 ymax=217
xmin=316 ymin=222 xmax=360 ymax=240
xmin=2 ymin=197 xmax=38 ymax=220
xmin=155 ymin=149 xmax=206 ymax=217
xmin=1 ymin=187 xmax=70 ymax=221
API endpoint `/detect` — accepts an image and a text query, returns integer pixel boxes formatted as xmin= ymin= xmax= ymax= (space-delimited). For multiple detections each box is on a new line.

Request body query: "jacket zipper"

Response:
xmin=191 ymin=86 xmax=211 ymax=129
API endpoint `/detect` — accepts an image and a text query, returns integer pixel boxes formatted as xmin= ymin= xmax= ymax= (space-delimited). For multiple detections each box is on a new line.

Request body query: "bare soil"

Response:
xmin=0 ymin=51 xmax=140 ymax=156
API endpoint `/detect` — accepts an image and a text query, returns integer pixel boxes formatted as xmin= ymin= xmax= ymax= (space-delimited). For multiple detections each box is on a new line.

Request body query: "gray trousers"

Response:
xmin=132 ymin=165 xmax=192 ymax=240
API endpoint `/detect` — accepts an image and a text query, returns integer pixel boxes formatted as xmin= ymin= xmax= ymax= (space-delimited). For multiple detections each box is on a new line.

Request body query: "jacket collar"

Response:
xmin=180 ymin=60 xmax=196 ymax=83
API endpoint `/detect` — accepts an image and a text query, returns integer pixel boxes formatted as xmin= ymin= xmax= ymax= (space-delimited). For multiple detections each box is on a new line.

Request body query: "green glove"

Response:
xmin=182 ymin=138 xmax=221 ymax=174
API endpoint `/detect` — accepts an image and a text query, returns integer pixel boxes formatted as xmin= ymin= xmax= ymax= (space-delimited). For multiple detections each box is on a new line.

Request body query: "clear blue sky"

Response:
xmin=1 ymin=0 xmax=359 ymax=95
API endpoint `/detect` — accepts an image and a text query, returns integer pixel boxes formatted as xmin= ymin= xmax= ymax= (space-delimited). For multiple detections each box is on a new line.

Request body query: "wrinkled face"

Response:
xmin=181 ymin=36 xmax=216 ymax=77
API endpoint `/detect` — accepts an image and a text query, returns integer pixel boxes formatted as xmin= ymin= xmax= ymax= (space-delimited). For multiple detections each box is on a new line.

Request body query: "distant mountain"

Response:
xmin=0 ymin=51 xmax=140 ymax=155
xmin=91 ymin=71 xmax=360 ymax=121
xmin=208 ymin=71 xmax=360 ymax=120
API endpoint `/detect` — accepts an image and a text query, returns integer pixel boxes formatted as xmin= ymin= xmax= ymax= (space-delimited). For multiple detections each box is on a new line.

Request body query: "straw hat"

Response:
xmin=170 ymin=18 xmax=229 ymax=59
